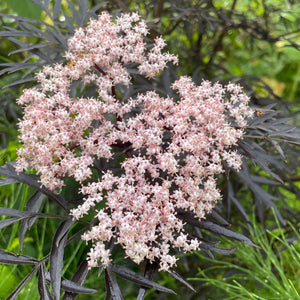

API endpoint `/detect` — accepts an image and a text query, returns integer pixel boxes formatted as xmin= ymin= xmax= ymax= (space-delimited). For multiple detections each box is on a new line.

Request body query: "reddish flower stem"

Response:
xmin=94 ymin=63 xmax=117 ymax=100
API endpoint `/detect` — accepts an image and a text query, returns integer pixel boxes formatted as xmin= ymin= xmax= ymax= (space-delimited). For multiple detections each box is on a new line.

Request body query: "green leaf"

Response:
xmin=4 ymin=0 xmax=42 ymax=19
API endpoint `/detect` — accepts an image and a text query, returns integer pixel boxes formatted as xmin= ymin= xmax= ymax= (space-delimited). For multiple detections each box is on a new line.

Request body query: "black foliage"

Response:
xmin=137 ymin=260 xmax=159 ymax=300
xmin=0 ymin=178 xmax=19 ymax=186
xmin=50 ymin=219 xmax=74 ymax=300
xmin=62 ymin=260 xmax=91 ymax=299
xmin=0 ymin=162 xmax=69 ymax=212
xmin=0 ymin=207 xmax=37 ymax=232
xmin=38 ymin=263 xmax=54 ymax=300
xmin=0 ymin=0 xmax=299 ymax=299
xmin=198 ymin=240 xmax=237 ymax=257
xmin=177 ymin=211 xmax=260 ymax=248
xmin=109 ymin=263 xmax=176 ymax=294
xmin=19 ymin=191 xmax=46 ymax=250
xmin=44 ymin=271 xmax=98 ymax=294
xmin=234 ymin=104 xmax=300 ymax=224
xmin=167 ymin=269 xmax=196 ymax=293
xmin=0 ymin=0 xmax=107 ymax=88
xmin=0 ymin=216 xmax=28 ymax=230
xmin=0 ymin=249 xmax=38 ymax=265
xmin=105 ymin=268 xmax=124 ymax=300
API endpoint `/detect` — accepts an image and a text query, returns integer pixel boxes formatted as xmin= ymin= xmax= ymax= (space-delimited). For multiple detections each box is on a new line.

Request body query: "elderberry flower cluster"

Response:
xmin=16 ymin=12 xmax=253 ymax=271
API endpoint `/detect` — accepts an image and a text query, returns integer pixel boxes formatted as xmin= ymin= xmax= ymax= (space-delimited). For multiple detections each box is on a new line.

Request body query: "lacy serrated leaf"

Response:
xmin=45 ymin=270 xmax=97 ymax=294
xmin=0 ymin=207 xmax=31 ymax=217
xmin=38 ymin=264 xmax=53 ymax=300
xmin=0 ymin=217 xmax=24 ymax=230
xmin=9 ymin=42 xmax=54 ymax=55
xmin=66 ymin=0 xmax=81 ymax=26
xmin=137 ymin=260 xmax=158 ymax=300
xmin=50 ymin=219 xmax=74 ymax=300
xmin=0 ymin=249 xmax=38 ymax=264
xmin=199 ymin=240 xmax=237 ymax=256
xmin=110 ymin=263 xmax=176 ymax=294
xmin=19 ymin=192 xmax=45 ymax=250
xmin=62 ymin=260 xmax=90 ymax=300
xmin=0 ymin=178 xmax=19 ymax=186
xmin=105 ymin=268 xmax=124 ymax=300
xmin=167 ymin=269 xmax=196 ymax=292
xmin=0 ymin=162 xmax=69 ymax=212
xmin=53 ymin=0 xmax=62 ymax=20
xmin=86 ymin=2 xmax=107 ymax=19
xmin=178 ymin=211 xmax=259 ymax=248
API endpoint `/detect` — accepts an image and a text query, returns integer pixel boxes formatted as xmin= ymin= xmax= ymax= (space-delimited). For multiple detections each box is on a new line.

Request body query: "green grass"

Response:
xmin=190 ymin=211 xmax=300 ymax=299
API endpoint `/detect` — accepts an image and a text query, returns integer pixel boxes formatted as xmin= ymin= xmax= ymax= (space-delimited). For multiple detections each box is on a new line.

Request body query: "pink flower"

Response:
xmin=16 ymin=12 xmax=253 ymax=271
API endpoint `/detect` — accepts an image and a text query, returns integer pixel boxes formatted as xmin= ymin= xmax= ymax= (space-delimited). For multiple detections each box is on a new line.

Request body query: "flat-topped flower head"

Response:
xmin=16 ymin=11 xmax=178 ymax=190
xmin=16 ymin=12 xmax=253 ymax=271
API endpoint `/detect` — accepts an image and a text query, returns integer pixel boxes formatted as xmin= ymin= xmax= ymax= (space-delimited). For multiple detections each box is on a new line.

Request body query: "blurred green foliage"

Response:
xmin=3 ymin=0 xmax=42 ymax=19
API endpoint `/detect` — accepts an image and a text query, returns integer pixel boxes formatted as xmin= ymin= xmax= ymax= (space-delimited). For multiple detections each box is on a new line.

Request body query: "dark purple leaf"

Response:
xmin=137 ymin=260 xmax=158 ymax=300
xmin=62 ymin=260 xmax=91 ymax=300
xmin=162 ymin=68 xmax=173 ymax=96
xmin=53 ymin=0 xmax=62 ymax=20
xmin=167 ymin=269 xmax=196 ymax=292
xmin=0 ymin=13 xmax=48 ymax=25
xmin=0 ymin=30 xmax=43 ymax=37
xmin=98 ymin=265 xmax=104 ymax=277
xmin=105 ymin=269 xmax=112 ymax=300
xmin=110 ymin=263 xmax=176 ymax=294
xmin=87 ymin=2 xmax=108 ymax=19
xmin=50 ymin=219 xmax=74 ymax=300
xmin=0 ymin=162 xmax=69 ymax=212
xmin=48 ymin=27 xmax=68 ymax=48
xmin=177 ymin=211 xmax=260 ymax=248
xmin=78 ymin=0 xmax=88 ymax=22
xmin=18 ymin=22 xmax=50 ymax=39
xmin=210 ymin=209 xmax=230 ymax=226
xmin=38 ymin=264 xmax=53 ymax=300
xmin=0 ymin=249 xmax=38 ymax=264
xmin=230 ymin=194 xmax=252 ymax=228
xmin=105 ymin=268 xmax=124 ymax=300
xmin=2 ymin=77 xmax=36 ymax=88
xmin=199 ymin=222 xmax=259 ymax=247
xmin=66 ymin=0 xmax=81 ymax=25
xmin=62 ymin=10 xmax=75 ymax=34
xmin=0 ymin=217 xmax=25 ymax=230
xmin=236 ymin=167 xmax=286 ymax=225
xmin=0 ymin=178 xmax=18 ymax=186
xmin=4 ymin=25 xmax=54 ymax=40
xmin=60 ymin=277 xmax=97 ymax=294
xmin=253 ymin=159 xmax=284 ymax=184
xmin=30 ymin=0 xmax=50 ymax=15
xmin=61 ymin=277 xmax=97 ymax=294
xmin=0 ymin=63 xmax=37 ymax=75
xmin=280 ymin=140 xmax=300 ymax=147
xmin=9 ymin=42 xmax=54 ymax=55
xmin=25 ymin=192 xmax=45 ymax=227
xmin=198 ymin=240 xmax=237 ymax=256
xmin=248 ymin=111 xmax=278 ymax=127
xmin=19 ymin=192 xmax=45 ymax=250
xmin=45 ymin=270 xmax=97 ymax=294
xmin=227 ymin=181 xmax=252 ymax=228
xmin=250 ymin=175 xmax=281 ymax=185
xmin=0 ymin=207 xmax=31 ymax=217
